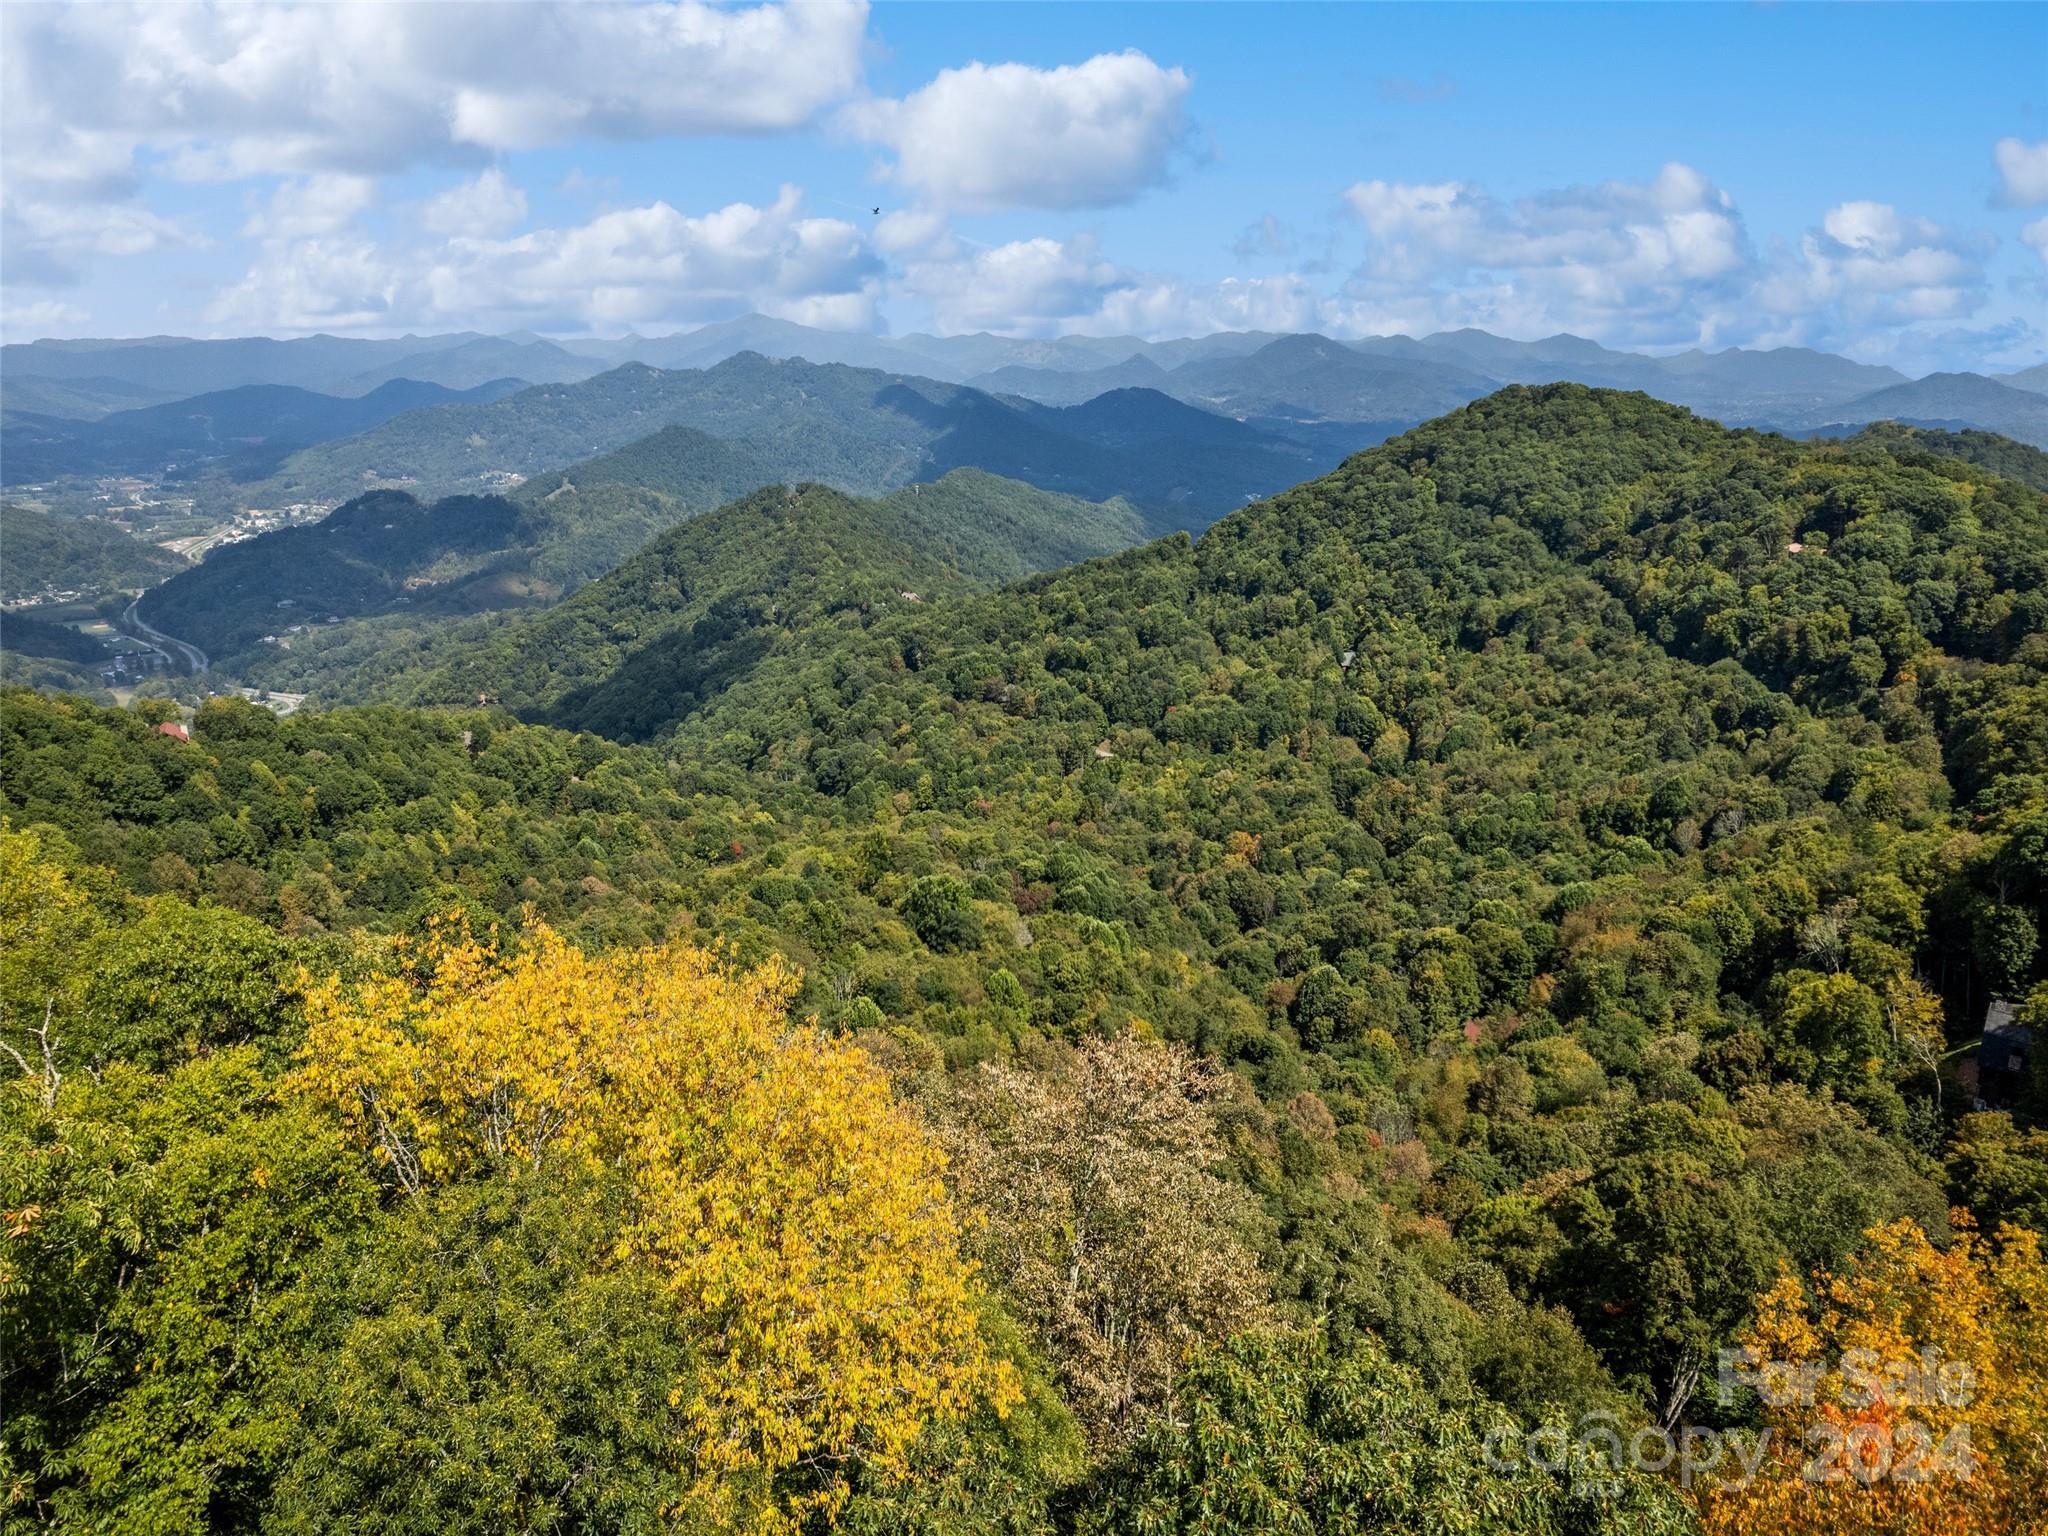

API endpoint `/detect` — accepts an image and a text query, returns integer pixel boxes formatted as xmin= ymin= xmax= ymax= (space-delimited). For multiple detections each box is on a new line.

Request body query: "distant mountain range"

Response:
xmin=1 ymin=332 xmax=596 ymax=403
xmin=1 ymin=377 xmax=527 ymax=484
xmin=1791 ymin=371 xmax=2048 ymax=445
xmin=239 ymin=354 xmax=1330 ymax=527
xmin=10 ymin=317 xmax=2043 ymax=445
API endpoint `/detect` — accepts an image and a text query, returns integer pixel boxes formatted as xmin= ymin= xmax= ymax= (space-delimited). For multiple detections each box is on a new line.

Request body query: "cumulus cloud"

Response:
xmin=243 ymin=174 xmax=378 ymax=240
xmin=1351 ymin=165 xmax=1736 ymax=280
xmin=1318 ymin=165 xmax=2006 ymax=357
xmin=421 ymin=169 xmax=530 ymax=239
xmin=1341 ymin=162 xmax=1749 ymax=343
xmin=2 ymin=1 xmax=868 ymax=179
xmin=897 ymin=227 xmax=1349 ymax=339
xmin=208 ymin=185 xmax=881 ymax=335
xmin=1 ymin=1 xmax=867 ymax=291
xmin=901 ymin=235 xmax=1121 ymax=333
xmin=208 ymin=238 xmax=400 ymax=332
xmin=1822 ymin=199 xmax=1921 ymax=254
xmin=1089 ymin=273 xmax=1332 ymax=338
xmin=845 ymin=51 xmax=1191 ymax=211
xmin=886 ymin=165 xmax=2004 ymax=361
xmin=1995 ymin=137 xmax=2048 ymax=207
xmin=1759 ymin=201 xmax=1991 ymax=337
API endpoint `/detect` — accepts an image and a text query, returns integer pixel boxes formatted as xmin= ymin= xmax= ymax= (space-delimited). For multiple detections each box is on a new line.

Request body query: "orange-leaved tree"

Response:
xmin=295 ymin=915 xmax=1018 ymax=1533
xmin=1695 ymin=1212 xmax=2047 ymax=1536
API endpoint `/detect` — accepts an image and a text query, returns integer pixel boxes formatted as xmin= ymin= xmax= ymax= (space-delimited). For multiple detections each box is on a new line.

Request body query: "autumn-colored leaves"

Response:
xmin=1696 ymin=1214 xmax=2048 ymax=1536
xmin=296 ymin=917 xmax=1018 ymax=1534
xmin=241 ymin=909 xmax=2048 ymax=1534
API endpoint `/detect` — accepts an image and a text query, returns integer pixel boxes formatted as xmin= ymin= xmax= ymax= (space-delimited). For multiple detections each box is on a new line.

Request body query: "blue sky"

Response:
xmin=4 ymin=1 xmax=2045 ymax=372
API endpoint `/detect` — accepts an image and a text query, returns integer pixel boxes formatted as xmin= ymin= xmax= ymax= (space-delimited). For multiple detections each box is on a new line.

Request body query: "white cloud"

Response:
xmin=901 ymin=235 xmax=1121 ymax=333
xmin=1317 ymin=165 xmax=2013 ymax=360
xmin=1995 ymin=137 xmax=2048 ymax=207
xmin=207 ymin=185 xmax=881 ymax=335
xmin=243 ymin=174 xmax=377 ymax=240
xmin=889 ymin=167 xmax=1747 ymax=344
xmin=1335 ymin=164 xmax=1753 ymax=346
xmin=208 ymin=238 xmax=399 ymax=332
xmin=2020 ymin=216 xmax=2048 ymax=265
xmin=1126 ymin=166 xmax=2016 ymax=365
xmin=1822 ymin=200 xmax=1919 ymax=254
xmin=1760 ymin=201 xmax=1990 ymax=335
xmin=898 ymin=230 xmax=1347 ymax=340
xmin=2 ymin=1 xmax=869 ymax=178
xmin=1347 ymin=163 xmax=1744 ymax=287
xmin=424 ymin=187 xmax=881 ymax=330
xmin=421 ymin=169 xmax=529 ymax=238
xmin=1 ymin=297 xmax=90 ymax=340
xmin=846 ymin=51 xmax=1191 ymax=211
xmin=1 ymin=1 xmax=868 ymax=293
xmin=1090 ymin=274 xmax=1331 ymax=338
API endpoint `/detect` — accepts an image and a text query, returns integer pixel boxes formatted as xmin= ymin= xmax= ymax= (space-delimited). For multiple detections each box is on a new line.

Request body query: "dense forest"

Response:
xmin=5 ymin=386 xmax=2046 ymax=1533
xmin=1839 ymin=420 xmax=2048 ymax=492
xmin=145 ymin=467 xmax=1146 ymax=681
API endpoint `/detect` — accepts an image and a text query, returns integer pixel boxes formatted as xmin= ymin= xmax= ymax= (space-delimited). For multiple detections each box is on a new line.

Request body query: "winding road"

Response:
xmin=122 ymin=598 xmax=209 ymax=675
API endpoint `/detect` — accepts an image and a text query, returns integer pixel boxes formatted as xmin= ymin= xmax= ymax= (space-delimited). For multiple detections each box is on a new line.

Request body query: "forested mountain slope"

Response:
xmin=5 ymin=385 xmax=2046 ymax=1533
xmin=366 ymin=483 xmax=997 ymax=740
xmin=1 ymin=501 xmax=187 ymax=601
xmin=514 ymin=385 xmax=2048 ymax=758
xmin=136 ymin=490 xmax=547 ymax=657
xmin=1840 ymin=421 xmax=2048 ymax=492
xmin=218 ymin=470 xmax=1149 ymax=713
xmin=133 ymin=423 xmax=805 ymax=657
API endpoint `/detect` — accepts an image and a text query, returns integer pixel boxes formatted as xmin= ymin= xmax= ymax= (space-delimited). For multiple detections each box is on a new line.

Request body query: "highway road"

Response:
xmin=122 ymin=598 xmax=209 ymax=675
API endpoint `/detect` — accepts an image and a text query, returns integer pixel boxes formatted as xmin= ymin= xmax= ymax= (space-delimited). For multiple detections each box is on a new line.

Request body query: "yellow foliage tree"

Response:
xmin=0 ymin=822 xmax=92 ymax=1035
xmin=296 ymin=916 xmax=1018 ymax=1533
xmin=1696 ymin=1212 xmax=2048 ymax=1536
